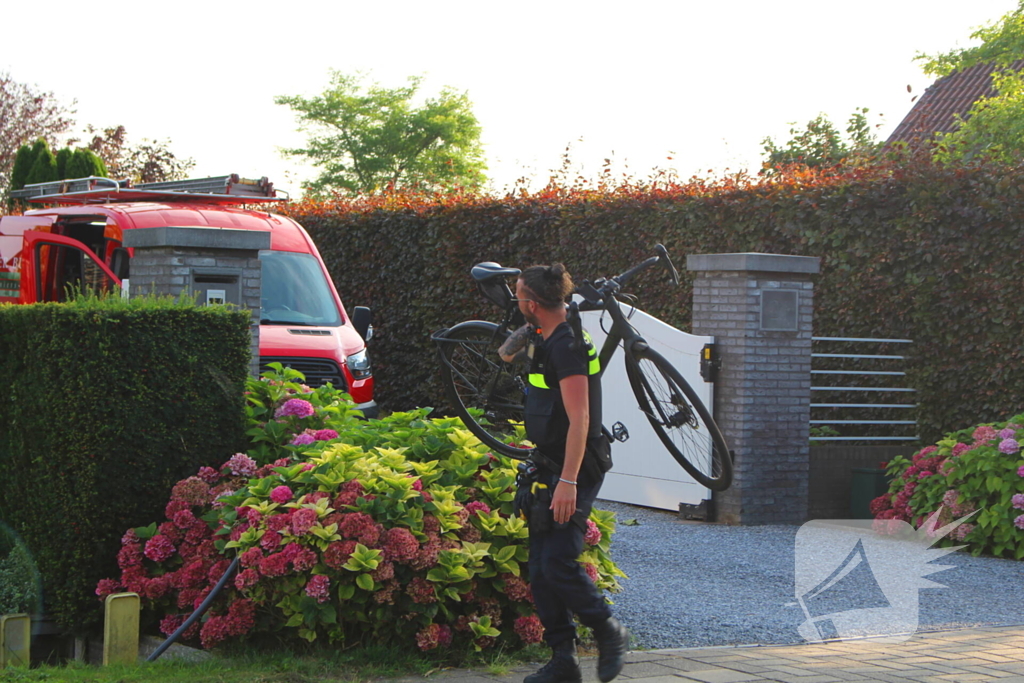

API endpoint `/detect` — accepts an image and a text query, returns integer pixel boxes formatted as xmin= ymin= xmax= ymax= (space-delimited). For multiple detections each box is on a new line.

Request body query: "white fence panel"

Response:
xmin=580 ymin=304 xmax=713 ymax=510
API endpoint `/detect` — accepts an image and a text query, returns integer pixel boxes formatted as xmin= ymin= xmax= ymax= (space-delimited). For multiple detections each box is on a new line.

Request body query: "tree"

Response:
xmin=276 ymin=72 xmax=487 ymax=195
xmin=916 ymin=1 xmax=1024 ymax=77
xmin=25 ymin=139 xmax=58 ymax=186
xmin=760 ymin=108 xmax=880 ymax=174
xmin=0 ymin=72 xmax=76 ymax=200
xmin=915 ymin=2 xmax=1024 ymax=164
xmin=84 ymin=125 xmax=194 ymax=183
xmin=65 ymin=147 xmax=108 ymax=179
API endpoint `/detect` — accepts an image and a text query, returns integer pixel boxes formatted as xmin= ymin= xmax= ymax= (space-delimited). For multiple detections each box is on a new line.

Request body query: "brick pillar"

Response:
xmin=686 ymin=253 xmax=820 ymax=525
xmin=122 ymin=227 xmax=270 ymax=378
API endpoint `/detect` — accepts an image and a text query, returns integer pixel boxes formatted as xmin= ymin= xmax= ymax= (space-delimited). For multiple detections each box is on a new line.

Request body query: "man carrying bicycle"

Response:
xmin=499 ymin=263 xmax=628 ymax=683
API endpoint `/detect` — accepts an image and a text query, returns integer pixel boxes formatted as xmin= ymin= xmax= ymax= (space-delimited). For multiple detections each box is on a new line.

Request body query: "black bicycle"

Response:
xmin=432 ymin=245 xmax=732 ymax=491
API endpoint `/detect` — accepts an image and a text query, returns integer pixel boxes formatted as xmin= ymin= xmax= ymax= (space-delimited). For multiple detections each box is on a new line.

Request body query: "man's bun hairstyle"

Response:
xmin=521 ymin=263 xmax=574 ymax=309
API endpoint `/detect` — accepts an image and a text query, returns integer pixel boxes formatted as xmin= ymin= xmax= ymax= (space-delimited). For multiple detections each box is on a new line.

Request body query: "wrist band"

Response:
xmin=559 ymin=478 xmax=577 ymax=486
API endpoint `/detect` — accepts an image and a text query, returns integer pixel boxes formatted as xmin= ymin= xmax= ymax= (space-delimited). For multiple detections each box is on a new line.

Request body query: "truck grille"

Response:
xmin=259 ymin=357 xmax=346 ymax=390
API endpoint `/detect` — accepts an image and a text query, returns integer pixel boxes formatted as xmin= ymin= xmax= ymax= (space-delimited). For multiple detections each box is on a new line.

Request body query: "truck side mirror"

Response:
xmin=352 ymin=306 xmax=373 ymax=342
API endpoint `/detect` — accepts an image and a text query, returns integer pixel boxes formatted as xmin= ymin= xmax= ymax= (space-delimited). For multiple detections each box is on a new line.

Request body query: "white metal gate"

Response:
xmin=581 ymin=305 xmax=714 ymax=510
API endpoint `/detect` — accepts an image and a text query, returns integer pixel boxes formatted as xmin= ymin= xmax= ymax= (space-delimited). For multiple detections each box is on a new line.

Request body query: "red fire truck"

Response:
xmin=1 ymin=174 xmax=377 ymax=417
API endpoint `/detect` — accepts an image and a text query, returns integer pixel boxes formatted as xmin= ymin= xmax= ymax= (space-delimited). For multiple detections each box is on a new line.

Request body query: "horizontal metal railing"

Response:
xmin=810 ymin=336 xmax=918 ymax=443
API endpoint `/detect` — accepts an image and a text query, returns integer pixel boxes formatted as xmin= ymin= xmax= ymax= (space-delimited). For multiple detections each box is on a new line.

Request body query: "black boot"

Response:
xmin=593 ymin=617 xmax=628 ymax=683
xmin=523 ymin=641 xmax=582 ymax=683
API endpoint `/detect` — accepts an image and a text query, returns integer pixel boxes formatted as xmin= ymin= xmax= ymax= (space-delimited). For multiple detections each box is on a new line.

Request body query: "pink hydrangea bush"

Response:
xmin=97 ymin=370 xmax=625 ymax=653
xmin=871 ymin=414 xmax=1024 ymax=558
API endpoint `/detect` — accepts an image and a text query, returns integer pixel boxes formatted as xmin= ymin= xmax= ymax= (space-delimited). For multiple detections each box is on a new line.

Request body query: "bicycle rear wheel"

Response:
xmin=437 ymin=321 xmax=533 ymax=459
xmin=625 ymin=345 xmax=732 ymax=491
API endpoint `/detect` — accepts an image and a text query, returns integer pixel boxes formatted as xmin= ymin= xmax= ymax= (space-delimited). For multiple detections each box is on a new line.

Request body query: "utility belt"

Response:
xmin=512 ymin=451 xmax=596 ymax=534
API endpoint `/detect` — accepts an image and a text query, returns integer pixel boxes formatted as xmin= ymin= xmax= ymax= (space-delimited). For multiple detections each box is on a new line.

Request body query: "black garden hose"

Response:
xmin=146 ymin=555 xmax=240 ymax=662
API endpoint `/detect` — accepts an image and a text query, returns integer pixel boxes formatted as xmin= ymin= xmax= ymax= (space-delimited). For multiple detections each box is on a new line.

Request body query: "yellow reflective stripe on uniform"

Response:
xmin=583 ymin=331 xmax=600 ymax=375
xmin=528 ymin=373 xmax=550 ymax=389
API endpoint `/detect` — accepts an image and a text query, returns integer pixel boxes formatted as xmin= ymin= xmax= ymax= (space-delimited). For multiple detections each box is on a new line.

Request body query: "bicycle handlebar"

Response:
xmin=598 ymin=245 xmax=679 ymax=296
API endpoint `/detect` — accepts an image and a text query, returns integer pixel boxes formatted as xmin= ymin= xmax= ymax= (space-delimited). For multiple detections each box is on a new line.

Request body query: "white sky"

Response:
xmin=1 ymin=0 xmax=1017 ymax=196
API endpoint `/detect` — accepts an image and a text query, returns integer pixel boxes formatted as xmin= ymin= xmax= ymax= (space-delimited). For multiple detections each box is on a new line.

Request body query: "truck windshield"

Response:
xmin=259 ymin=250 xmax=341 ymax=326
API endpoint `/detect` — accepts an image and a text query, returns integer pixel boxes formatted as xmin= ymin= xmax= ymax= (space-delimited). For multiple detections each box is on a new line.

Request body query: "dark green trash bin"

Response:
xmin=850 ymin=468 xmax=891 ymax=519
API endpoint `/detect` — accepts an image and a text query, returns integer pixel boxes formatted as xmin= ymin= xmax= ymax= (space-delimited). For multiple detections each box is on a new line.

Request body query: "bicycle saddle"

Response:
xmin=471 ymin=262 xmax=521 ymax=282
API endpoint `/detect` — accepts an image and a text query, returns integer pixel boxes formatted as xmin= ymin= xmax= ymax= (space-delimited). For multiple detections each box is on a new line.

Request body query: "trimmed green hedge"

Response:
xmin=0 ymin=296 xmax=250 ymax=632
xmin=284 ymin=159 xmax=1024 ymax=442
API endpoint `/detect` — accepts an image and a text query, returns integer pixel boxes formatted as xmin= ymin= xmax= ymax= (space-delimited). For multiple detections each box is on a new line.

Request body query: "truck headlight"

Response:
xmin=346 ymin=349 xmax=372 ymax=380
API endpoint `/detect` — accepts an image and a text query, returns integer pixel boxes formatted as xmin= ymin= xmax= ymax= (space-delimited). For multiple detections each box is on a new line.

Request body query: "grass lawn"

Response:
xmin=0 ymin=642 xmax=549 ymax=683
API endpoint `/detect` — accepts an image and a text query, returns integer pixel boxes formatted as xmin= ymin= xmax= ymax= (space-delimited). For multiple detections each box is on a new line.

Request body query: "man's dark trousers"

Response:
xmin=528 ymin=472 xmax=611 ymax=648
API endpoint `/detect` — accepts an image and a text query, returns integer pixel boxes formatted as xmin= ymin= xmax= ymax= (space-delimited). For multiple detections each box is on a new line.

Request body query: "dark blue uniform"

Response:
xmin=524 ymin=321 xmax=611 ymax=648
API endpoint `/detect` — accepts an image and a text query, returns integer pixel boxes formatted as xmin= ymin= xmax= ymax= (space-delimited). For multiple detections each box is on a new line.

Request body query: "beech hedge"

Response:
xmin=0 ymin=296 xmax=250 ymax=631
xmin=285 ymin=159 xmax=1024 ymax=442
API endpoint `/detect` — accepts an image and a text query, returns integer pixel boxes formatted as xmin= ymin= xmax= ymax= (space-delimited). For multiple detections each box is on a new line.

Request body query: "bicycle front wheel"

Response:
xmin=625 ymin=345 xmax=733 ymax=491
xmin=437 ymin=321 xmax=533 ymax=459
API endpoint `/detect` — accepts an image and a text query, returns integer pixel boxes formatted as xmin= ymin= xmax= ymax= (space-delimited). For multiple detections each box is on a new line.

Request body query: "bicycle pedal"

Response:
xmin=611 ymin=421 xmax=629 ymax=442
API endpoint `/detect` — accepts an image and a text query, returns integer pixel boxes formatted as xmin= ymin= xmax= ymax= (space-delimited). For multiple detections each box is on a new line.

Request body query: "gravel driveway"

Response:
xmin=598 ymin=500 xmax=1024 ymax=649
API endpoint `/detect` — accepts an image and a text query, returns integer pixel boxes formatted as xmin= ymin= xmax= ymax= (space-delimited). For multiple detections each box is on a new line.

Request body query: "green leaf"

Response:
xmin=355 ymin=573 xmax=375 ymax=591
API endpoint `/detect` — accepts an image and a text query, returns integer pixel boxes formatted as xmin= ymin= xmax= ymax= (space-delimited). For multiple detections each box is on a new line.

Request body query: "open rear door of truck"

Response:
xmin=0 ymin=216 xmax=55 ymax=304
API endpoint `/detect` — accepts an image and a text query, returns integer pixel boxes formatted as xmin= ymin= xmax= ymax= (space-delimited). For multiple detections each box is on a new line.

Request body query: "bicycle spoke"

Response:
xmin=635 ymin=355 xmax=724 ymax=481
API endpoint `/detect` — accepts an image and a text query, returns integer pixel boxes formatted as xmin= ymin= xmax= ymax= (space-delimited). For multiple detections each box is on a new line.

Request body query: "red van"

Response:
xmin=1 ymin=174 xmax=377 ymax=417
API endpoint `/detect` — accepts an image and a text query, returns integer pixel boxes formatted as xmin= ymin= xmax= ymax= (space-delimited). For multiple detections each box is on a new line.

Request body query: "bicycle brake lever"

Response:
xmin=654 ymin=244 xmax=680 ymax=286
xmin=576 ymin=280 xmax=604 ymax=305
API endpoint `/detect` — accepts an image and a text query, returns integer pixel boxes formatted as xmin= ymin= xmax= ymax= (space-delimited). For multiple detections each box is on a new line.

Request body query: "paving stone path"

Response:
xmin=388 ymin=626 xmax=1024 ymax=683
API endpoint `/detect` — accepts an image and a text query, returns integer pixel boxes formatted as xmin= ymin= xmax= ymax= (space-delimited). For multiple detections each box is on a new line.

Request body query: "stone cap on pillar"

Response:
xmin=122 ymin=226 xmax=271 ymax=251
xmin=686 ymin=252 xmax=820 ymax=275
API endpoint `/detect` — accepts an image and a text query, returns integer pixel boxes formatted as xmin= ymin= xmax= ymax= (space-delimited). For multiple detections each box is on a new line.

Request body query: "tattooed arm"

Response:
xmin=498 ymin=324 xmax=533 ymax=363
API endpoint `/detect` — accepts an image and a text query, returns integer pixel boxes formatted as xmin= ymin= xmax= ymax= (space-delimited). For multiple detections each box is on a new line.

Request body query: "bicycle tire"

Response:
xmin=624 ymin=345 xmax=733 ymax=491
xmin=437 ymin=321 xmax=534 ymax=459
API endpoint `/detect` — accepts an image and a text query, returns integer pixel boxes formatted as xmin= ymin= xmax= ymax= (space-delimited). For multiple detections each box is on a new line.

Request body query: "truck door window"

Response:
xmin=259 ymin=250 xmax=341 ymax=326
xmin=36 ymin=243 xmax=116 ymax=302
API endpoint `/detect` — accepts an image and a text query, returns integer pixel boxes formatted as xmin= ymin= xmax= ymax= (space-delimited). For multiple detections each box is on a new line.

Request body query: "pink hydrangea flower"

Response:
xmin=1019 ymin=466 xmax=1024 ymax=478
xmin=239 ymin=547 xmax=263 ymax=568
xmin=196 ymin=466 xmax=220 ymax=484
xmin=290 ymin=508 xmax=319 ymax=536
xmin=313 ymin=429 xmax=339 ymax=441
xmin=291 ymin=433 xmax=315 ymax=446
xmin=259 ymin=552 xmax=290 ymax=577
xmin=514 ymin=615 xmax=544 ymax=644
xmin=275 ymin=398 xmax=315 ymax=418
xmin=1015 ymin=515 xmax=1024 ymax=531
xmin=234 ymin=568 xmax=259 ymax=591
xmin=973 ymin=425 xmax=998 ymax=443
xmin=382 ymin=527 xmax=419 ymax=563
xmin=1011 ymin=493 xmax=1024 ymax=510
xmin=951 ymin=443 xmax=969 ymax=457
xmin=464 ymin=501 xmax=491 ymax=516
xmin=143 ymin=535 xmax=176 ymax=562
xmin=95 ymin=578 xmax=120 ymax=600
xmin=584 ymin=519 xmax=602 ymax=545
xmin=305 ymin=574 xmax=331 ymax=603
xmin=416 ymin=623 xmax=444 ymax=651
xmin=999 ymin=428 xmax=1017 ymax=439
xmin=270 ymin=486 xmax=293 ymax=504
xmin=260 ymin=530 xmax=282 ymax=552
xmin=225 ymin=453 xmax=257 ymax=477
xmin=999 ymin=439 xmax=1020 ymax=455
xmin=952 ymin=523 xmax=975 ymax=541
